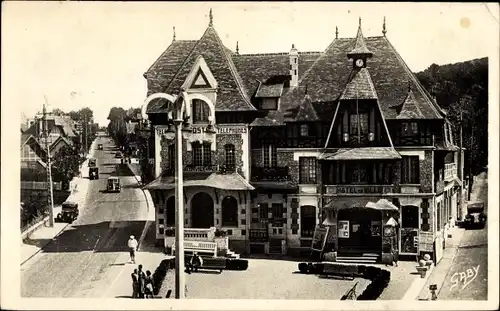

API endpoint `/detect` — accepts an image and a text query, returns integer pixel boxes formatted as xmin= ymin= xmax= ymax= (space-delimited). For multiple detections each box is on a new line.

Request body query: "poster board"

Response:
xmin=419 ymin=231 xmax=434 ymax=252
xmin=338 ymin=220 xmax=350 ymax=238
xmin=311 ymin=225 xmax=330 ymax=253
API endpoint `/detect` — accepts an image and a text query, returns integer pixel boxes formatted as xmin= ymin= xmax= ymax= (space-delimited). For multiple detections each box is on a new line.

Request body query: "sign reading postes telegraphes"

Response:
xmin=338 ymin=220 xmax=350 ymax=238
xmin=192 ymin=125 xmax=248 ymax=135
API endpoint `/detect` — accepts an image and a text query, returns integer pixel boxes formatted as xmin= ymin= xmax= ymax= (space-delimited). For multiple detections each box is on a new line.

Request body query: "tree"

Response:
xmin=51 ymin=145 xmax=84 ymax=190
xmin=51 ymin=108 xmax=66 ymax=116
xmin=416 ymin=57 xmax=488 ymax=176
xmin=107 ymin=107 xmax=128 ymax=147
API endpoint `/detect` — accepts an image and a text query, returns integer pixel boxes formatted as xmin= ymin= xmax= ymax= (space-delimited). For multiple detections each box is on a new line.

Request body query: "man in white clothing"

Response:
xmin=128 ymin=235 xmax=138 ymax=264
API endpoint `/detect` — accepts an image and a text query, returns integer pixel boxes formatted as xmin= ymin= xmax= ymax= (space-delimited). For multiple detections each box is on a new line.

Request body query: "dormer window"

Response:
xmin=401 ymin=122 xmax=418 ymax=136
xmin=260 ymin=98 xmax=278 ymax=110
xmin=192 ymin=99 xmax=210 ymax=124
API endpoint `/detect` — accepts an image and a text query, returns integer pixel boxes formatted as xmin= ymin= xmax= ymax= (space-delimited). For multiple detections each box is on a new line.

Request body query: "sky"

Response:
xmin=2 ymin=2 xmax=499 ymax=126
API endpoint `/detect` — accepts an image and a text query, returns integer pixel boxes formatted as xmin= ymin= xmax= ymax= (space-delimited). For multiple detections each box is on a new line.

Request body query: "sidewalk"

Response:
xmin=21 ymin=139 xmax=98 ymax=266
xmin=416 ymin=226 xmax=466 ymax=300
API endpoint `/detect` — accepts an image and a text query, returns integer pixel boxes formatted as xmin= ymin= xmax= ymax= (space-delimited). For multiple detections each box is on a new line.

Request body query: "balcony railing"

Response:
xmin=324 ymin=184 xmax=395 ymax=195
xmin=249 ymin=228 xmax=269 ymax=242
xmin=444 ymin=163 xmax=457 ymax=181
xmin=251 ymin=166 xmax=290 ymax=182
xmin=21 ymin=181 xmax=62 ymax=191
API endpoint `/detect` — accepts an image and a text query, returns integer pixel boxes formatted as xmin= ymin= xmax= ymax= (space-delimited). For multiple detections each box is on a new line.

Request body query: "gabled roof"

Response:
xmin=21 ymin=133 xmax=34 ymax=148
xmin=50 ymin=135 xmax=73 ymax=150
xmin=395 ymin=88 xmax=425 ymax=119
xmin=340 ymin=68 xmax=378 ymax=100
xmin=295 ymin=95 xmax=319 ymax=122
xmin=163 ymin=26 xmax=255 ymax=111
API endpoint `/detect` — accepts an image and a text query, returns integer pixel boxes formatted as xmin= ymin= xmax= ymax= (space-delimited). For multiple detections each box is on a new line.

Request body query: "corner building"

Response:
xmin=143 ymin=13 xmax=463 ymax=263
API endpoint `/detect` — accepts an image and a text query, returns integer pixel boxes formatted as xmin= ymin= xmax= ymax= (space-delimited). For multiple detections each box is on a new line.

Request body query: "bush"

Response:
xmin=311 ymin=263 xmax=325 ymax=274
xmin=298 ymin=262 xmax=309 ymax=274
xmin=226 ymin=259 xmax=248 ymax=271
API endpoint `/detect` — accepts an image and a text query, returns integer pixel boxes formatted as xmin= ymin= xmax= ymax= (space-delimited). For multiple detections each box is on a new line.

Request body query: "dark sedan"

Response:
xmin=463 ymin=202 xmax=486 ymax=229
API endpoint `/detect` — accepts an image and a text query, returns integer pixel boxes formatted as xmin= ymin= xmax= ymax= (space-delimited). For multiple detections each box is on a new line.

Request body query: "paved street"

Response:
xmin=437 ymin=173 xmax=488 ymax=300
xmin=21 ymin=135 xmax=153 ymax=297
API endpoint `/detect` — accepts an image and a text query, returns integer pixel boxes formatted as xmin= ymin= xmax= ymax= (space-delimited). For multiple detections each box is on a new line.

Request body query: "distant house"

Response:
xmin=24 ymin=114 xmax=78 ymax=147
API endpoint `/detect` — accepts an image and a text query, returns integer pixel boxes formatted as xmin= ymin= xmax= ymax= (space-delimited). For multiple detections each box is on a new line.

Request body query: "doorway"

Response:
xmin=191 ymin=192 xmax=215 ymax=228
xmin=337 ymin=207 xmax=382 ymax=254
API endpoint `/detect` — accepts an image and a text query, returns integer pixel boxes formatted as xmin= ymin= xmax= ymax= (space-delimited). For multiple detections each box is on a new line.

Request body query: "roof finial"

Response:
xmin=236 ymin=41 xmax=239 ymax=55
xmin=359 ymin=17 xmax=362 ymax=27
xmin=335 ymin=26 xmax=339 ymax=39
xmin=173 ymin=26 xmax=176 ymax=41
xmin=209 ymin=8 xmax=213 ymax=27
xmin=382 ymin=16 xmax=387 ymax=36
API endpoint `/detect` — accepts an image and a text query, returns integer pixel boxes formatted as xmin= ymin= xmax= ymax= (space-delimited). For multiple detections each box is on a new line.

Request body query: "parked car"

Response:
xmin=107 ymin=176 xmax=121 ymax=193
xmin=56 ymin=201 xmax=79 ymax=223
xmin=89 ymin=167 xmax=99 ymax=180
xmin=98 ymin=144 xmax=103 ymax=150
xmin=115 ymin=152 xmax=122 ymax=158
xmin=463 ymin=202 xmax=486 ymax=229
xmin=88 ymin=158 xmax=97 ymax=167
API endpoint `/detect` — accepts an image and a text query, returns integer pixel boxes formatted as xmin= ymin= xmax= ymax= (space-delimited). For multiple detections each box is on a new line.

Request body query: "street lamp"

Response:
xmin=144 ymin=91 xmax=215 ymax=299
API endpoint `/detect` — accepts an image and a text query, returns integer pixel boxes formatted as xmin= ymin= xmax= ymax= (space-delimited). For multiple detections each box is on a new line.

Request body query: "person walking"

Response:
xmin=144 ymin=270 xmax=154 ymax=299
xmin=131 ymin=269 xmax=139 ymax=298
xmin=137 ymin=264 xmax=146 ymax=298
xmin=391 ymin=246 xmax=399 ymax=267
xmin=128 ymin=235 xmax=138 ymax=264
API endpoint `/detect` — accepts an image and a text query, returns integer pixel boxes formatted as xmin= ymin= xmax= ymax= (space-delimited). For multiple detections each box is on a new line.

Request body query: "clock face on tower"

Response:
xmin=355 ymin=58 xmax=364 ymax=68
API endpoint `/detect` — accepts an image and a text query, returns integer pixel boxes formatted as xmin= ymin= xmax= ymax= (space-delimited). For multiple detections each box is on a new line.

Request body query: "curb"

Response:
xmin=21 ymin=222 xmax=70 ymax=266
xmin=401 ymin=264 xmax=435 ymax=300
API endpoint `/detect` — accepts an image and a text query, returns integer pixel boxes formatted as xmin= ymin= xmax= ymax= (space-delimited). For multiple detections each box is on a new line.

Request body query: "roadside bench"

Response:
xmin=188 ymin=257 xmax=227 ymax=273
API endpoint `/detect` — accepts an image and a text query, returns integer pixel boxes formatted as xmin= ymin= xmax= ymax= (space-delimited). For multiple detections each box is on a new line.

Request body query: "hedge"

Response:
xmin=296 ymin=262 xmax=391 ymax=300
xmin=152 ymin=258 xmax=175 ymax=296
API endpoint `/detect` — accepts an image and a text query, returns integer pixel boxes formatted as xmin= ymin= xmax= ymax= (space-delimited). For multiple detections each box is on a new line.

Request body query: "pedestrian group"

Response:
xmin=128 ymin=235 xmax=154 ymax=298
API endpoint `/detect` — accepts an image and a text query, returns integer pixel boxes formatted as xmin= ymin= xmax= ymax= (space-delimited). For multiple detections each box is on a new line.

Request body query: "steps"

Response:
xmin=226 ymin=249 xmax=240 ymax=259
xmin=336 ymin=253 xmax=380 ymax=264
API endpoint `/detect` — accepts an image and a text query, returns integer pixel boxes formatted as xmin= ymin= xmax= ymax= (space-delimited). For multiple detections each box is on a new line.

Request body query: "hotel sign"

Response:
xmin=184 ymin=165 xmax=218 ymax=172
xmin=326 ymin=185 xmax=394 ymax=195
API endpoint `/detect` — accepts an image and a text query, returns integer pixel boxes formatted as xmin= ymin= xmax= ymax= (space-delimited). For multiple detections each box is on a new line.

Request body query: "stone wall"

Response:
xmin=277 ymin=150 xmax=299 ymax=183
xmin=216 ymin=134 xmax=244 ymax=174
xmin=420 ymin=150 xmax=433 ymax=193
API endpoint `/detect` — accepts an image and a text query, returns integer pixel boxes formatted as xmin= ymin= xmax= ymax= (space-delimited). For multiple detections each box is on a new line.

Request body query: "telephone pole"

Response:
xmin=42 ymin=99 xmax=55 ymax=227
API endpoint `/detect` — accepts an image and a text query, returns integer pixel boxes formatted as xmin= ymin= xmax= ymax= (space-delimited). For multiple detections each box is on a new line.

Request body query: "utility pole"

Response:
xmin=42 ymin=99 xmax=55 ymax=227
xmin=458 ymin=106 xmax=464 ymax=220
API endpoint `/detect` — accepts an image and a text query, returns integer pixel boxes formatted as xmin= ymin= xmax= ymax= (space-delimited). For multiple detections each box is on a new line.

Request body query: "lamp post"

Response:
xmin=143 ymin=92 xmax=193 ymax=299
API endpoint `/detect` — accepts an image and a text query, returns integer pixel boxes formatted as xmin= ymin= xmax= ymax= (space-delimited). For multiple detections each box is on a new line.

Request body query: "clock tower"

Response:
xmin=347 ymin=18 xmax=373 ymax=69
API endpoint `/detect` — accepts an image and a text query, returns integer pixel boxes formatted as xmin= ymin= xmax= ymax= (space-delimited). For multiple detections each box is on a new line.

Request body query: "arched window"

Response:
xmin=192 ymin=99 xmax=210 ymax=124
xmin=192 ymin=142 xmax=212 ymax=166
xmin=221 ymin=196 xmax=238 ymax=227
xmin=225 ymin=144 xmax=235 ymax=172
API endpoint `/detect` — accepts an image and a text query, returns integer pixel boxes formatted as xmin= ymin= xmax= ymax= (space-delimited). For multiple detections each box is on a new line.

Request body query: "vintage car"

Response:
xmin=56 ymin=201 xmax=79 ymax=223
xmin=98 ymin=144 xmax=103 ymax=150
xmin=89 ymin=167 xmax=99 ymax=180
xmin=115 ymin=152 xmax=122 ymax=158
xmin=463 ymin=202 xmax=487 ymax=229
xmin=107 ymin=176 xmax=121 ymax=193
xmin=88 ymin=158 xmax=97 ymax=167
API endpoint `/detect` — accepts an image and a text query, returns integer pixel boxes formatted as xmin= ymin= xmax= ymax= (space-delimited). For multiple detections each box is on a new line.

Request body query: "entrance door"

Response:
xmin=337 ymin=208 xmax=382 ymax=253
xmin=300 ymin=205 xmax=316 ymax=238
xmin=191 ymin=192 xmax=214 ymax=228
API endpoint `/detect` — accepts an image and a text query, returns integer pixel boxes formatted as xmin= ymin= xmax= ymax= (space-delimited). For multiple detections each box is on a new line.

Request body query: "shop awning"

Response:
xmin=324 ymin=197 xmax=398 ymax=211
xmin=319 ymin=147 xmax=401 ymax=160
xmin=144 ymin=172 xmax=254 ymax=191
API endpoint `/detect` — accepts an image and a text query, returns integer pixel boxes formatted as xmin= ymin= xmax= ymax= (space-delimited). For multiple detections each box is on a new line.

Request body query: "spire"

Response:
xmin=335 ymin=26 xmax=339 ymax=39
xmin=209 ymin=8 xmax=213 ymax=27
xmin=173 ymin=26 xmax=176 ymax=41
xmin=382 ymin=16 xmax=387 ymax=36
xmin=347 ymin=17 xmax=373 ymax=59
xmin=236 ymin=41 xmax=239 ymax=54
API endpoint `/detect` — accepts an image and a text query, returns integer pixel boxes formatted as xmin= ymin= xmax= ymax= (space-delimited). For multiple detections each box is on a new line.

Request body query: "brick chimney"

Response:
xmin=289 ymin=44 xmax=299 ymax=87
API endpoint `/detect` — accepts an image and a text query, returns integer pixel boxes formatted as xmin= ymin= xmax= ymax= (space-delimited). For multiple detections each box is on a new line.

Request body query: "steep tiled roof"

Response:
xmin=232 ymin=52 xmax=320 ymax=98
xmin=145 ymin=40 xmax=198 ymax=85
xmin=164 ymin=27 xmax=255 ymax=111
xmin=255 ymin=83 xmax=283 ymax=98
xmin=395 ymin=88 xmax=425 ymax=119
xmin=340 ymin=68 xmax=378 ymax=100
xmin=279 ymin=36 xmax=442 ymax=120
xmin=295 ymin=95 xmax=319 ymax=122
xmin=144 ymin=172 xmax=254 ymax=190
xmin=21 ymin=133 xmax=33 ymax=148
